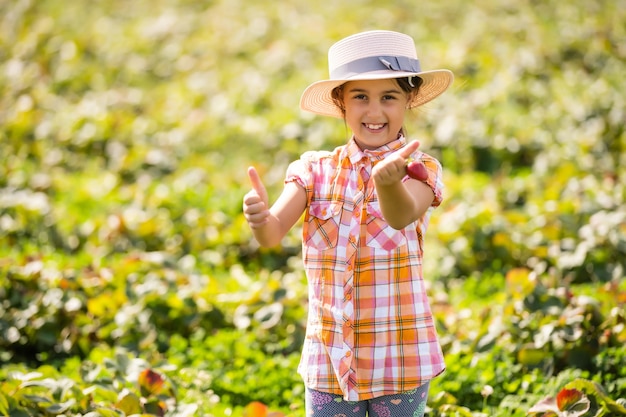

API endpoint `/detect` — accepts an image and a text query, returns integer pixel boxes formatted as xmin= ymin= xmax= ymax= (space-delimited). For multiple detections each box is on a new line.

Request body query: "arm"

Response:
xmin=243 ymin=166 xmax=307 ymax=247
xmin=372 ymin=141 xmax=435 ymax=230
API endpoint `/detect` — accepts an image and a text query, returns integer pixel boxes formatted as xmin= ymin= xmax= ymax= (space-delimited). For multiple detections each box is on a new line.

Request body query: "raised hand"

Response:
xmin=243 ymin=166 xmax=270 ymax=229
xmin=372 ymin=140 xmax=421 ymax=186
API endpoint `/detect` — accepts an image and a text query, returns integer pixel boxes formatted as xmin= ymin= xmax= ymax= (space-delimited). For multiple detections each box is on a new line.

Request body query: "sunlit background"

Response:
xmin=1 ymin=0 xmax=625 ymax=416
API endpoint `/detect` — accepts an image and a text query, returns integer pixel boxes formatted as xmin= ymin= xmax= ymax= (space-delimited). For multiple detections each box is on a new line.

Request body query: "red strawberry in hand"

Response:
xmin=406 ymin=160 xmax=428 ymax=181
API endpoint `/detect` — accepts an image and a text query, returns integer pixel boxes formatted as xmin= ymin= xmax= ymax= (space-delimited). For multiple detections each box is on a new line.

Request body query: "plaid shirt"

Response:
xmin=285 ymin=136 xmax=445 ymax=401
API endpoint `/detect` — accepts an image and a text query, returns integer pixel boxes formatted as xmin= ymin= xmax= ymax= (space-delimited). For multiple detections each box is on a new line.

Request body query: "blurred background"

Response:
xmin=0 ymin=0 xmax=625 ymax=416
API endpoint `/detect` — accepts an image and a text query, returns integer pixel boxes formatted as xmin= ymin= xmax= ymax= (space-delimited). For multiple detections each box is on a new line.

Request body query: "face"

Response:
xmin=341 ymin=78 xmax=412 ymax=150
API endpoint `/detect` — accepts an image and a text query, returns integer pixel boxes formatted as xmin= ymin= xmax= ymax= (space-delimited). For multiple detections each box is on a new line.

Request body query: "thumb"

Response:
xmin=247 ymin=166 xmax=268 ymax=203
xmin=398 ymin=140 xmax=421 ymax=160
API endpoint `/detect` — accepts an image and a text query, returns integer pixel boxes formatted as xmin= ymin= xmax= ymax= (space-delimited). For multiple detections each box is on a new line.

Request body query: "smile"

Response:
xmin=364 ymin=123 xmax=386 ymax=130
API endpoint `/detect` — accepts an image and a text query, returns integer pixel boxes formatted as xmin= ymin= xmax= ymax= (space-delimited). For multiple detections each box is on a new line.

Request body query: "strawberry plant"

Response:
xmin=529 ymin=379 xmax=626 ymax=417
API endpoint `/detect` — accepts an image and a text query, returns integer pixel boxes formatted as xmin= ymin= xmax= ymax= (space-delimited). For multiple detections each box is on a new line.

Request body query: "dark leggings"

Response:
xmin=305 ymin=382 xmax=430 ymax=417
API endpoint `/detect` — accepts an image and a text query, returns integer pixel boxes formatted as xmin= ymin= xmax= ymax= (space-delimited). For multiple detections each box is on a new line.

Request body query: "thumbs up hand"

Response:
xmin=243 ymin=166 xmax=270 ymax=229
xmin=372 ymin=140 xmax=422 ymax=186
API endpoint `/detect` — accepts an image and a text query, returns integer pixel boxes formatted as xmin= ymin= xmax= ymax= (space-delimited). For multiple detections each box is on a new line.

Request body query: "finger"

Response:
xmin=243 ymin=190 xmax=262 ymax=206
xmin=248 ymin=218 xmax=269 ymax=229
xmin=245 ymin=210 xmax=269 ymax=225
xmin=247 ymin=166 xmax=267 ymax=201
xmin=243 ymin=198 xmax=264 ymax=214
xmin=398 ymin=140 xmax=421 ymax=160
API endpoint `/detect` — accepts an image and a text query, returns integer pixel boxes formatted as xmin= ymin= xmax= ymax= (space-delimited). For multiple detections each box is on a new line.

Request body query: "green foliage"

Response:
xmin=1 ymin=0 xmax=625 ymax=416
xmin=167 ymin=329 xmax=303 ymax=409
xmin=0 ymin=252 xmax=228 ymax=362
xmin=428 ymin=269 xmax=626 ymax=416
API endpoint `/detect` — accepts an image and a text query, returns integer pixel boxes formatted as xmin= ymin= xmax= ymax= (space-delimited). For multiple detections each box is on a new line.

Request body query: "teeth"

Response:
xmin=366 ymin=123 xmax=384 ymax=129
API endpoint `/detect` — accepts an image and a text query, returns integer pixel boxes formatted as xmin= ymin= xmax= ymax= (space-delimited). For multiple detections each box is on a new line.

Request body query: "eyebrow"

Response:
xmin=347 ymin=87 xmax=403 ymax=95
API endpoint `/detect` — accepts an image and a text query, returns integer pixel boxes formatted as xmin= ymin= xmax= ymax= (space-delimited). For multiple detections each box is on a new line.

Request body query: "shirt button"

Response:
xmin=345 ymin=293 xmax=352 ymax=300
xmin=345 ymin=351 xmax=352 ymax=358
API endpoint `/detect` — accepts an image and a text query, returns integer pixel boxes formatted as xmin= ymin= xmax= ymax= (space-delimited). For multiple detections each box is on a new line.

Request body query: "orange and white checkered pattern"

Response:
xmin=286 ymin=136 xmax=445 ymax=401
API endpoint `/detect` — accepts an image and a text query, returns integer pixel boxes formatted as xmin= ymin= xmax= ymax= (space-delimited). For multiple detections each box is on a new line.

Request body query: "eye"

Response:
xmin=383 ymin=92 xmax=406 ymax=101
xmin=352 ymin=94 xmax=367 ymax=100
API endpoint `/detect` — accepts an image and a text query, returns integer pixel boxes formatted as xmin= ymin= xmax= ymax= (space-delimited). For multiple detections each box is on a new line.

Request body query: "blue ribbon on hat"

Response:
xmin=331 ymin=55 xmax=421 ymax=79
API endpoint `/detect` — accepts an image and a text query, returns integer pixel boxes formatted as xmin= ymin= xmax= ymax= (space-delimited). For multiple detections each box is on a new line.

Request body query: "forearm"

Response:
xmin=375 ymin=180 xmax=433 ymax=230
xmin=250 ymin=213 xmax=288 ymax=247
xmin=375 ymin=181 xmax=416 ymax=229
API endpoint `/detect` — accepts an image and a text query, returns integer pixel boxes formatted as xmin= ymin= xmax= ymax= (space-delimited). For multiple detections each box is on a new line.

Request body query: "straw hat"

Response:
xmin=300 ymin=30 xmax=454 ymax=118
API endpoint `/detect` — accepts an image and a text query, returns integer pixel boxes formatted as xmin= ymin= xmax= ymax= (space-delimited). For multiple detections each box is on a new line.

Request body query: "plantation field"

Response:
xmin=1 ymin=0 xmax=625 ymax=416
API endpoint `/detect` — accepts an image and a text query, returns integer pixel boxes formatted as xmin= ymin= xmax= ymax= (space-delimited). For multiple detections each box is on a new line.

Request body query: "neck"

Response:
xmin=353 ymin=130 xmax=403 ymax=151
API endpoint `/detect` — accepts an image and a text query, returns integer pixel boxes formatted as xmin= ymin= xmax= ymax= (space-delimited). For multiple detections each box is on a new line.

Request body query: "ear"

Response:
xmin=406 ymin=90 xmax=419 ymax=108
xmin=331 ymin=84 xmax=346 ymax=115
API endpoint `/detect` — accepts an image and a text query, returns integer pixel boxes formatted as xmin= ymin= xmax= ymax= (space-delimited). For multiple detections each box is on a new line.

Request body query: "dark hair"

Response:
xmin=331 ymin=76 xmax=423 ymax=117
xmin=396 ymin=76 xmax=424 ymax=94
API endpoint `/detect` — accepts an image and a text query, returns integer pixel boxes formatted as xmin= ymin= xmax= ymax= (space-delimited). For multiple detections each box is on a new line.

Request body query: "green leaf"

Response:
xmin=436 ymin=404 xmax=475 ymax=417
xmin=116 ymin=392 xmax=142 ymax=415
xmin=45 ymin=398 xmax=76 ymax=414
xmin=0 ymin=392 xmax=10 ymax=416
xmin=517 ymin=344 xmax=550 ymax=368
xmin=84 ymin=408 xmax=125 ymax=417
xmin=564 ymin=379 xmax=626 ymax=415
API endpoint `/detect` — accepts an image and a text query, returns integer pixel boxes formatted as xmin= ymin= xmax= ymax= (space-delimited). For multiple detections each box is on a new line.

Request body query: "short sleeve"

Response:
xmin=285 ymin=158 xmax=308 ymax=189
xmin=285 ymin=151 xmax=323 ymax=206
xmin=404 ymin=151 xmax=444 ymax=208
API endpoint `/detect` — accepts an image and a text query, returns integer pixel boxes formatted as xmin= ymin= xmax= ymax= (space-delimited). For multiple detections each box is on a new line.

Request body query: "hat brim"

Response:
xmin=299 ymin=69 xmax=454 ymax=118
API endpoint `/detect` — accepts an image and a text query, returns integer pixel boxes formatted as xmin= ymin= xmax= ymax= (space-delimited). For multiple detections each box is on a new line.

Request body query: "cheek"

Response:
xmin=343 ymin=107 xmax=362 ymax=124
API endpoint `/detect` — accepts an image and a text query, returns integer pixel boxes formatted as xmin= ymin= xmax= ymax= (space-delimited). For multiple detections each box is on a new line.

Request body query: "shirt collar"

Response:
xmin=344 ymin=135 xmax=407 ymax=165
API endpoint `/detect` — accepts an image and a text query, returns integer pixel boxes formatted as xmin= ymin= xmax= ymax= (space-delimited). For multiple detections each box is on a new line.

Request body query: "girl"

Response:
xmin=243 ymin=30 xmax=453 ymax=417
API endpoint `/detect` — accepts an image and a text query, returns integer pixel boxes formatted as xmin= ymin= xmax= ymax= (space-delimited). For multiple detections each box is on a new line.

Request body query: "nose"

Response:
xmin=366 ymin=100 xmax=383 ymax=117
